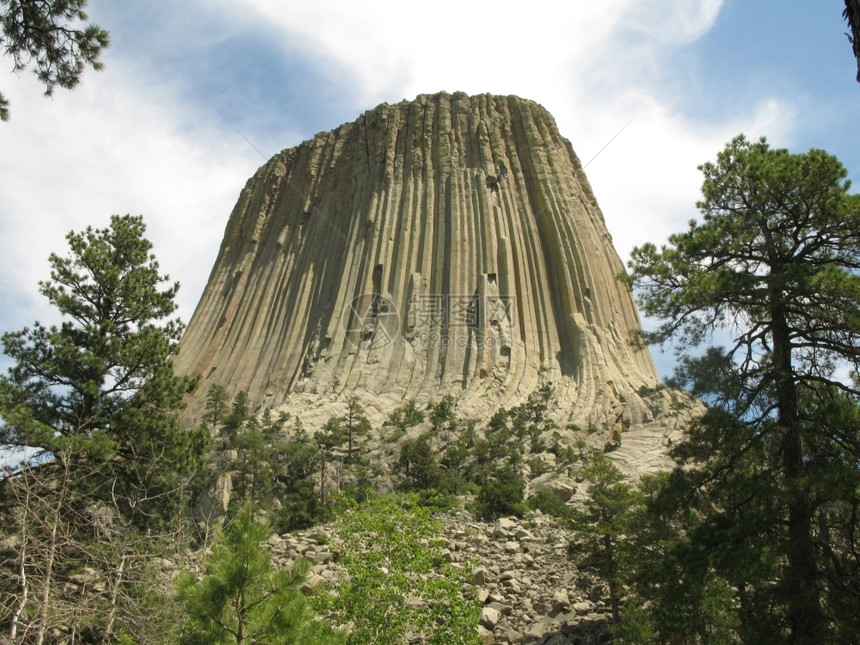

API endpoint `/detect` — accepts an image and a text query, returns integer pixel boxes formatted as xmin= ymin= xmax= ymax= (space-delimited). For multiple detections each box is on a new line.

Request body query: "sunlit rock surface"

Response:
xmin=175 ymin=92 xmax=668 ymax=445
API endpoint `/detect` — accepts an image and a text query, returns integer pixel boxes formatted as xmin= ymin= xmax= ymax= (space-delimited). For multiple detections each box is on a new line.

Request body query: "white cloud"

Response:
xmin=0 ymin=65 xmax=262 ymax=333
xmin=625 ymin=0 xmax=724 ymax=45
xmin=245 ymin=0 xmax=630 ymax=107
xmin=580 ymin=95 xmax=796 ymax=263
xmin=0 ymin=0 xmax=801 ymax=380
xmin=239 ymin=0 xmax=790 ymax=263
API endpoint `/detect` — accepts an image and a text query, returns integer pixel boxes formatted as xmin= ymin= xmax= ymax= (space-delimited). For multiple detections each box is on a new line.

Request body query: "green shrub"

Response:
xmin=527 ymin=487 xmax=573 ymax=521
xmin=398 ymin=433 xmax=443 ymax=491
xmin=415 ymin=488 xmax=456 ymax=511
xmin=176 ymin=505 xmax=342 ymax=644
xmin=474 ymin=468 xmax=526 ymax=519
xmin=316 ymin=496 xmax=481 ymax=645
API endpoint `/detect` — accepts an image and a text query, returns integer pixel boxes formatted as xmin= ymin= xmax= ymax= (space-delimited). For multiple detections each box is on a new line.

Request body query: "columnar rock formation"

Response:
xmin=175 ymin=92 xmax=660 ymax=429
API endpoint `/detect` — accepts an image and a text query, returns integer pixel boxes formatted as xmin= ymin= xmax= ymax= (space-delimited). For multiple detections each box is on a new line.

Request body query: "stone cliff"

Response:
xmin=175 ymin=92 xmax=662 ymax=436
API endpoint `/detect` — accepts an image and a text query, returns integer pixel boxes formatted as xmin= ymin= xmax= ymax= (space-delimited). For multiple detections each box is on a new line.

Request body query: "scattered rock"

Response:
xmin=261 ymin=508 xmax=612 ymax=644
xmin=552 ymin=589 xmax=570 ymax=612
xmin=473 ymin=567 xmax=493 ymax=585
xmin=480 ymin=606 xmax=501 ymax=630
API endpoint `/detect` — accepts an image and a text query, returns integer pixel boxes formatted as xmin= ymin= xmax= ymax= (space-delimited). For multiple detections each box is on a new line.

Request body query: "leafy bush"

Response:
xmin=316 ymin=496 xmax=481 ymax=644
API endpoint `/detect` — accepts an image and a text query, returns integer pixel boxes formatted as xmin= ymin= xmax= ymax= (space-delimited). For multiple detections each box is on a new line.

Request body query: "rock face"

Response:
xmin=175 ymin=92 xmax=659 ymax=429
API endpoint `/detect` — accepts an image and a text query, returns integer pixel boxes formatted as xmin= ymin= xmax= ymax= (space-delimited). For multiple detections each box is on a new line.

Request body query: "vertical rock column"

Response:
xmin=174 ymin=92 xmax=659 ymax=426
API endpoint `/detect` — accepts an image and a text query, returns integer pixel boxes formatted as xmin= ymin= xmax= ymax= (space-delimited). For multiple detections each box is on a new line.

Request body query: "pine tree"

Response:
xmin=571 ymin=454 xmax=640 ymax=624
xmin=383 ymin=399 xmax=424 ymax=436
xmin=0 ymin=214 xmax=205 ymax=642
xmin=624 ymin=136 xmax=860 ymax=643
xmin=0 ymin=0 xmax=109 ymax=120
xmin=341 ymin=396 xmax=371 ymax=462
xmin=176 ymin=504 xmax=342 ymax=645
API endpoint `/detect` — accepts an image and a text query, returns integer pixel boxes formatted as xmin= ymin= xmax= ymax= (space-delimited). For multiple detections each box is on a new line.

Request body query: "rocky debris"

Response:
xmin=263 ymin=509 xmax=614 ymax=644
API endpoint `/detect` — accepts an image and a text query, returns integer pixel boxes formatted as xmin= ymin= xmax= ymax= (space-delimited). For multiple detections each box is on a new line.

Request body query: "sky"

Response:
xmin=0 ymin=0 xmax=858 ymax=382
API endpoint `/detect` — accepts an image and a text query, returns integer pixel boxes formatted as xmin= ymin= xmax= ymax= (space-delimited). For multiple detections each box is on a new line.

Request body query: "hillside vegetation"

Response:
xmin=2 ymin=136 xmax=859 ymax=644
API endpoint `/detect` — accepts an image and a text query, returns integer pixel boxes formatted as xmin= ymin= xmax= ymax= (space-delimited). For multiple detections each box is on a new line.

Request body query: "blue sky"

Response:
xmin=0 ymin=0 xmax=857 ymax=382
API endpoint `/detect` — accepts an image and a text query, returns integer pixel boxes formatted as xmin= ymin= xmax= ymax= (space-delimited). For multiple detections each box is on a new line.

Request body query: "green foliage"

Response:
xmin=0 ymin=214 xmax=204 ymax=642
xmin=228 ymin=411 xmax=287 ymax=514
xmin=426 ymin=395 xmax=457 ymax=433
xmin=223 ymin=391 xmax=250 ymax=438
xmin=317 ymin=497 xmax=481 ymax=645
xmin=571 ymin=454 xmax=641 ymax=624
xmin=608 ymin=472 xmax=745 ymax=644
xmin=214 ymin=399 xmax=375 ymax=534
xmin=0 ymin=214 xmax=203 ymax=521
xmin=510 ymin=383 xmax=557 ymax=453
xmin=624 ymin=136 xmax=860 ymax=642
xmin=467 ymin=408 xmax=524 ymax=485
xmin=439 ymin=440 xmax=470 ymax=493
xmin=390 ymin=387 xmax=568 ymax=506
xmin=274 ymin=433 xmax=328 ymax=532
xmin=625 ymin=135 xmax=860 ymax=363
xmin=473 ymin=467 xmax=526 ymax=520
xmin=394 ymin=433 xmax=460 ymax=508
xmin=213 ymin=413 xmax=330 ymax=533
xmin=397 ymin=432 xmax=442 ymax=491
xmin=337 ymin=473 xmax=375 ymax=507
xmin=614 ymin=577 xmax=739 ymax=645
xmin=527 ymin=487 xmax=574 ymax=521
xmin=0 ymin=0 xmax=109 ymax=120
xmin=338 ymin=396 xmax=372 ymax=464
xmin=314 ymin=416 xmax=346 ymax=508
xmin=204 ymin=384 xmax=229 ymax=429
xmin=176 ymin=505 xmax=342 ymax=645
xmin=383 ymin=398 xmax=424 ymax=436
xmin=484 ymin=408 xmax=522 ymax=468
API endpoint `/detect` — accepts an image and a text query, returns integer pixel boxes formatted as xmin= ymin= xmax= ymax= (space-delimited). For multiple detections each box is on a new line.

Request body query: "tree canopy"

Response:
xmin=0 ymin=214 xmax=200 ymax=477
xmin=0 ymin=214 xmax=205 ymax=642
xmin=1 ymin=0 xmax=109 ymax=120
xmin=624 ymin=135 xmax=860 ymax=643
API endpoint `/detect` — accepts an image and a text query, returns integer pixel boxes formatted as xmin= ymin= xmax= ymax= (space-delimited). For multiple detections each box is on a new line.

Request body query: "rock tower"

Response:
xmin=175 ymin=92 xmax=662 ymax=432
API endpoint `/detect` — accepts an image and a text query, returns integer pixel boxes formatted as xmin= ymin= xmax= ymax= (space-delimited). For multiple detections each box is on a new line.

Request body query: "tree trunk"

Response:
xmin=101 ymin=548 xmax=128 ymax=645
xmin=35 ymin=462 xmax=70 ymax=645
xmin=603 ymin=533 xmax=620 ymax=623
xmin=320 ymin=451 xmax=327 ymax=507
xmin=236 ymin=587 xmax=245 ymax=645
xmin=771 ymin=295 xmax=824 ymax=644
xmin=782 ymin=422 xmax=824 ymax=644
xmin=8 ymin=482 xmax=31 ymax=642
